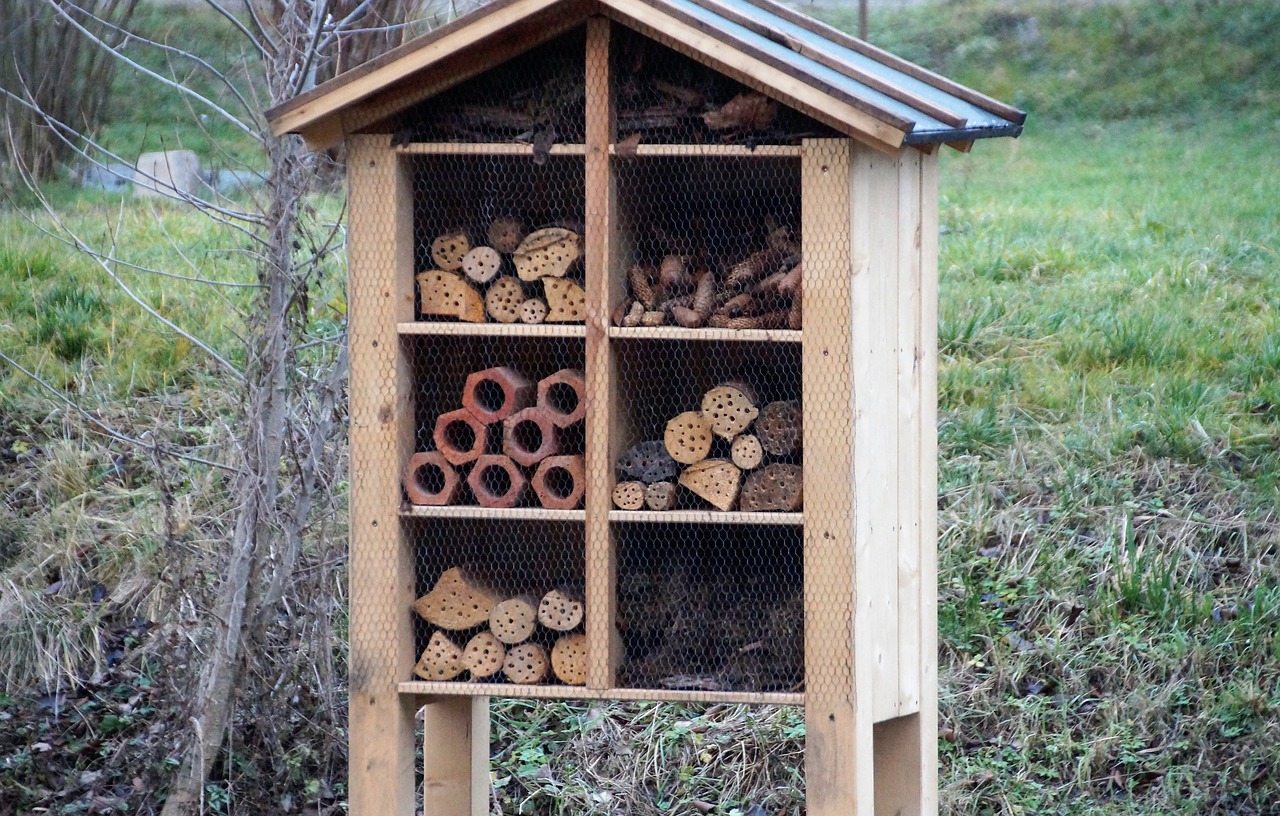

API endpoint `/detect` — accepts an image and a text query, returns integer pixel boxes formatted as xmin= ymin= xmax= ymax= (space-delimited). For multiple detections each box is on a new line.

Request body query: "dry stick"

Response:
xmin=414 ymin=631 xmax=465 ymax=681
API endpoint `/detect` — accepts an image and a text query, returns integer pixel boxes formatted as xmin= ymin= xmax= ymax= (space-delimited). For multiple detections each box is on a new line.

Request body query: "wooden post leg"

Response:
xmin=874 ymin=714 xmax=924 ymax=816
xmin=422 ymin=696 xmax=491 ymax=816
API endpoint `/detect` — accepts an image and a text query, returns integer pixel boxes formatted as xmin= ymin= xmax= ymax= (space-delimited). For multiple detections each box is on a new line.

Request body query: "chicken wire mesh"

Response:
xmin=390 ymin=21 xmax=849 ymax=697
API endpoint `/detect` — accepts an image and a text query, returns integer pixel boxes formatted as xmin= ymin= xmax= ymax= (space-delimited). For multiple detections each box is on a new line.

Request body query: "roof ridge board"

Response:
xmin=634 ymin=0 xmax=954 ymax=133
xmin=732 ymin=0 xmax=1026 ymax=124
xmin=679 ymin=0 xmax=967 ymax=128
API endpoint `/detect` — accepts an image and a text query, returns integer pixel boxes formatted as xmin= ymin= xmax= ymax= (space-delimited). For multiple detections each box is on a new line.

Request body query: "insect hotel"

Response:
xmin=267 ymin=0 xmax=1023 ymax=811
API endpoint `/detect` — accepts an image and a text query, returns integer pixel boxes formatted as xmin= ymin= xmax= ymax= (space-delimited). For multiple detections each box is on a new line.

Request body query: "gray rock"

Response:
xmin=77 ymin=163 xmax=134 ymax=192
xmin=133 ymin=150 xmax=201 ymax=199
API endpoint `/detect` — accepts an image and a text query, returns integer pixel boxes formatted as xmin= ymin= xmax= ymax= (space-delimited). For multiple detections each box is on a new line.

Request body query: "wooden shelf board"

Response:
xmin=401 ymin=506 xmax=586 ymax=521
xmin=610 ymin=510 xmax=803 ymax=525
xmin=398 ymin=322 xmax=587 ymax=338
xmin=399 ymin=681 xmax=804 ymax=706
xmin=608 ymin=144 xmax=801 ymax=157
xmin=608 ymin=326 xmax=801 ymax=343
xmin=395 ymin=142 xmax=588 ymax=156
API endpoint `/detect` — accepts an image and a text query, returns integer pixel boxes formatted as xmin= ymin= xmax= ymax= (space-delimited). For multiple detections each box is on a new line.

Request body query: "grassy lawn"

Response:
xmin=1 ymin=0 xmax=1278 ymax=813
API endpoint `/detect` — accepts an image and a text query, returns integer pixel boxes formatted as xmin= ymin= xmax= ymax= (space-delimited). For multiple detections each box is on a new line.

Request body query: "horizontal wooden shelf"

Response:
xmin=400 ymin=506 xmax=586 ymax=522
xmin=610 ymin=510 xmax=803 ymax=525
xmin=608 ymin=144 xmax=801 ymax=158
xmin=399 ymin=681 xmax=804 ymax=706
xmin=398 ymin=322 xmax=587 ymax=338
xmin=395 ymin=142 xmax=587 ymax=156
xmin=608 ymin=326 xmax=801 ymax=343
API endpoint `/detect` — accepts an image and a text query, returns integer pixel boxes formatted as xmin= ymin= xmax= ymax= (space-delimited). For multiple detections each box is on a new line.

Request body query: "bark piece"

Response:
xmin=403 ymin=450 xmax=461 ymax=506
xmin=730 ymin=434 xmax=764 ymax=471
xmin=537 ymin=369 xmax=586 ymax=427
xmin=462 ymin=366 xmax=535 ymax=423
xmin=417 ymin=269 xmax=485 ymax=322
xmin=489 ymin=595 xmax=540 ymax=645
xmin=502 ymin=406 xmax=560 ymax=468
xmin=539 ymin=587 xmax=585 ymax=632
xmin=462 ymin=246 xmax=502 ymax=284
xmin=757 ymin=400 xmax=803 ymax=456
xmin=612 ymin=480 xmax=646 ymax=511
xmin=645 ymin=480 xmax=677 ymax=511
xmin=617 ymin=440 xmax=680 ymax=484
xmin=551 ymin=633 xmax=587 ymax=685
xmin=514 ymin=227 xmax=581 ymax=281
xmin=519 ymin=298 xmax=548 ymax=324
xmin=701 ymin=382 xmax=760 ymax=440
xmin=503 ymin=643 xmax=549 ymax=684
xmin=703 ymin=92 xmax=777 ymax=130
xmin=544 ymin=277 xmax=586 ymax=322
xmin=487 ymin=216 xmax=525 ymax=254
xmin=463 ymin=631 xmax=506 ymax=678
xmin=531 ymin=454 xmax=585 ymax=510
xmin=678 ymin=458 xmax=742 ymax=511
xmin=414 ymin=567 xmax=501 ymax=630
xmin=431 ymin=231 xmax=471 ymax=272
xmin=432 ymin=407 xmax=490 ymax=467
xmin=414 ymin=631 xmax=465 ymax=681
xmin=467 ymin=454 xmax=529 ymax=508
xmin=664 ymin=411 xmax=713 ymax=465
xmin=484 ymin=275 xmax=526 ymax=323
xmin=739 ymin=463 xmax=803 ymax=512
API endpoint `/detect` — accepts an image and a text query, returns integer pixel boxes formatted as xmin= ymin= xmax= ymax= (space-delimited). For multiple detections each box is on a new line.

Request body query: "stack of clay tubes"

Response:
xmin=403 ymin=366 xmax=587 ymax=509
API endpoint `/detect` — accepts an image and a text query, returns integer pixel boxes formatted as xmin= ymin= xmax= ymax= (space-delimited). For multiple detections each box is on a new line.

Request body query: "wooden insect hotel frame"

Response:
xmin=268 ymin=0 xmax=1022 ymax=812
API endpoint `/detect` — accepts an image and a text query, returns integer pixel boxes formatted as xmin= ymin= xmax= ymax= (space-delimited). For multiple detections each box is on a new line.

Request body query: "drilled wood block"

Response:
xmin=403 ymin=450 xmax=461 ymax=506
xmin=413 ymin=567 xmax=501 ymax=631
xmin=612 ymin=480 xmax=646 ymax=510
xmin=489 ymin=595 xmax=539 ymax=644
xmin=462 ymin=366 xmax=535 ymax=424
xmin=531 ymin=454 xmax=585 ymax=510
xmin=432 ymin=407 xmax=489 ymax=467
xmin=551 ymin=633 xmax=588 ymax=685
xmin=414 ymin=631 xmax=464 ymax=681
xmin=538 ymin=586 xmax=585 ymax=632
xmin=503 ymin=642 xmax=549 ymax=684
xmin=466 ymin=454 xmax=529 ymax=508
xmin=739 ymin=463 xmax=804 ymax=512
xmin=462 ymin=631 xmax=505 ymax=679
xmin=502 ymin=406 xmax=560 ymax=468
xmin=664 ymin=411 xmax=713 ymax=465
xmin=758 ymin=399 xmax=803 ymax=456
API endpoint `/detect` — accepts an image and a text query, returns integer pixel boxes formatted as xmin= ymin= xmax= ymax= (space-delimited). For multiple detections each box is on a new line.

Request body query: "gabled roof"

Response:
xmin=266 ymin=0 xmax=1024 ymax=153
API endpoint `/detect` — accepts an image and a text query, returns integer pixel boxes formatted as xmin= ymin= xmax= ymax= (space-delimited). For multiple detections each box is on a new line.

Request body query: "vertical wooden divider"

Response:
xmin=584 ymin=16 xmax=620 ymax=689
xmin=801 ymin=138 xmax=876 ymax=815
xmin=346 ymin=136 xmax=419 ymax=816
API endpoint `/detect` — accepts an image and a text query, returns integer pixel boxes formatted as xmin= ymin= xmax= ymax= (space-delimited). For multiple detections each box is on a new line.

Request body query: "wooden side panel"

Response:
xmin=802 ymin=138 xmax=875 ymax=816
xmin=422 ymin=697 xmax=490 ymax=816
xmin=860 ymin=147 xmax=902 ymax=724
xmin=346 ymin=135 xmax=419 ymax=816
xmin=584 ymin=16 xmax=621 ymax=688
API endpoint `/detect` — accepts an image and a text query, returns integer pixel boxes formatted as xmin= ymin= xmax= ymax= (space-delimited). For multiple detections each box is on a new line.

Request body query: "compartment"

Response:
xmin=611 ymin=155 xmax=802 ymax=332
xmin=404 ymin=335 xmax=587 ymax=510
xmin=408 ymin=518 xmax=586 ymax=686
xmin=411 ymin=154 xmax=585 ymax=325
xmin=611 ymin=26 xmax=840 ymax=147
xmin=615 ymin=522 xmax=803 ymax=693
xmin=393 ymin=26 xmax=587 ymax=144
xmin=609 ymin=339 xmax=802 ymax=514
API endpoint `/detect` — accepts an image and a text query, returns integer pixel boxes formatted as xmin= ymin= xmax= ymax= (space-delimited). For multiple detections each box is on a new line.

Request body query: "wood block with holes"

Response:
xmin=645 ymin=480 xmax=677 ymax=511
xmin=430 ymin=231 xmax=470 ymax=271
xmin=730 ymin=434 xmax=764 ymax=471
xmin=417 ymin=270 xmax=485 ymax=322
xmin=544 ymin=277 xmax=586 ymax=322
xmin=489 ymin=595 xmax=540 ymax=644
xmin=519 ymin=298 xmax=548 ymax=324
xmin=462 ymin=245 xmax=502 ymax=284
xmin=757 ymin=399 xmax=803 ymax=456
xmin=678 ymin=458 xmax=742 ymax=511
xmin=484 ymin=276 xmax=525 ymax=323
xmin=462 ymin=631 xmax=505 ymax=679
xmin=551 ymin=633 xmax=587 ymax=685
xmin=538 ymin=586 xmax=584 ymax=632
xmin=616 ymin=440 xmax=679 ymax=484
xmin=740 ymin=463 xmax=804 ymax=512
xmin=414 ymin=567 xmax=501 ymax=630
xmin=514 ymin=227 xmax=581 ymax=281
xmin=503 ymin=642 xmax=548 ymax=685
xmin=414 ymin=631 xmax=465 ymax=681
xmin=664 ymin=411 xmax=713 ymax=465
xmin=487 ymin=215 xmax=525 ymax=254
xmin=612 ymin=480 xmax=645 ymax=510
xmin=701 ymin=382 xmax=760 ymax=440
